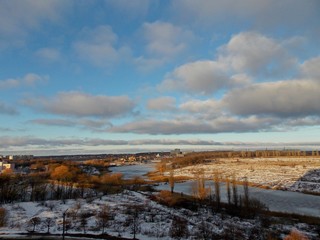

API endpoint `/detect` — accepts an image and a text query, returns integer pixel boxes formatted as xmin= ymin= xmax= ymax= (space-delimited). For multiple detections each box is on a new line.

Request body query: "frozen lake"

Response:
xmin=111 ymin=164 xmax=320 ymax=217
xmin=109 ymin=163 xmax=155 ymax=179
xmin=156 ymin=181 xmax=320 ymax=217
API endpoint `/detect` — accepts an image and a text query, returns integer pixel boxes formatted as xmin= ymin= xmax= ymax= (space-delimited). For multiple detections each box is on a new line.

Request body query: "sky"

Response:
xmin=1 ymin=0 xmax=320 ymax=155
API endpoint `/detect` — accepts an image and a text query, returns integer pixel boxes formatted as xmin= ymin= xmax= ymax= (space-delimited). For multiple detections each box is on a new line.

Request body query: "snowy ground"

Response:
xmin=0 ymin=191 xmax=319 ymax=239
xmin=172 ymin=157 xmax=320 ymax=193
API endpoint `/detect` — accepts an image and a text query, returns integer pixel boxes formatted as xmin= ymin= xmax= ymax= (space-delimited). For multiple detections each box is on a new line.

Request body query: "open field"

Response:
xmin=172 ymin=157 xmax=320 ymax=194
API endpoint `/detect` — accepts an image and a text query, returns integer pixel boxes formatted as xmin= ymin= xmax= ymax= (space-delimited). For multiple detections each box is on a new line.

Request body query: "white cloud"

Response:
xmin=180 ymin=99 xmax=221 ymax=118
xmin=147 ymin=97 xmax=176 ymax=111
xmin=134 ymin=56 xmax=166 ymax=73
xmin=109 ymin=77 xmax=320 ymax=135
xmin=24 ymin=91 xmax=135 ymax=118
xmin=0 ymin=79 xmax=19 ymax=89
xmin=29 ymin=118 xmax=111 ymax=131
xmin=159 ymin=60 xmax=230 ymax=94
xmin=30 ymin=118 xmax=74 ymax=127
xmin=106 ymin=0 xmax=152 ymax=18
xmin=301 ymin=57 xmax=320 ymax=79
xmin=136 ymin=21 xmax=196 ymax=71
xmin=171 ymin=0 xmax=320 ymax=33
xmin=218 ymin=32 xmax=297 ymax=77
xmin=223 ymin=80 xmax=320 ymax=117
xmin=0 ymin=0 xmax=65 ymax=33
xmin=108 ymin=112 xmax=320 ymax=135
xmin=73 ymin=25 xmax=130 ymax=67
xmin=0 ymin=73 xmax=47 ymax=89
xmin=0 ymin=0 xmax=68 ymax=48
xmin=158 ymin=32 xmax=302 ymax=95
xmin=109 ymin=115 xmax=277 ymax=135
xmin=35 ymin=48 xmax=61 ymax=62
xmin=142 ymin=21 xmax=195 ymax=58
xmin=24 ymin=73 xmax=47 ymax=85
xmin=230 ymin=73 xmax=252 ymax=86
xmin=0 ymin=136 xmax=222 ymax=148
xmin=0 ymin=102 xmax=18 ymax=115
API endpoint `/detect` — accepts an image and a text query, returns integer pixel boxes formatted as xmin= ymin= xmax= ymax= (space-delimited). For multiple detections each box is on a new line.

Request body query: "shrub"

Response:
xmin=284 ymin=229 xmax=309 ymax=240
xmin=0 ymin=208 xmax=7 ymax=227
xmin=169 ymin=216 xmax=189 ymax=239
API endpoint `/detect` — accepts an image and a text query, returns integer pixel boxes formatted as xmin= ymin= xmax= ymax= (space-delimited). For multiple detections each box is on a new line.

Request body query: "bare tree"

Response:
xmin=169 ymin=216 xmax=189 ymax=239
xmin=79 ymin=211 xmax=89 ymax=234
xmin=156 ymin=161 xmax=167 ymax=174
xmin=193 ymin=178 xmax=205 ymax=200
xmin=28 ymin=217 xmax=41 ymax=232
xmin=169 ymin=167 xmax=175 ymax=194
xmin=214 ymin=173 xmax=221 ymax=211
xmin=0 ymin=208 xmax=7 ymax=227
xmin=232 ymin=175 xmax=238 ymax=207
xmin=96 ymin=205 xmax=110 ymax=234
xmin=223 ymin=222 xmax=246 ymax=240
xmin=192 ymin=170 xmax=208 ymax=202
xmin=243 ymin=177 xmax=249 ymax=209
xmin=126 ymin=204 xmax=142 ymax=239
xmin=226 ymin=177 xmax=231 ymax=205
xmin=44 ymin=218 xmax=53 ymax=233
xmin=195 ymin=219 xmax=214 ymax=240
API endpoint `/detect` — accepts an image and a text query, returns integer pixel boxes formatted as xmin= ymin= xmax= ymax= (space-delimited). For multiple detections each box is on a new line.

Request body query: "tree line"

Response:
xmin=0 ymin=161 xmax=148 ymax=204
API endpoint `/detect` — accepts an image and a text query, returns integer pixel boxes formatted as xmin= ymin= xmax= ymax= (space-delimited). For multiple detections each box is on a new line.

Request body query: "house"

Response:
xmin=0 ymin=161 xmax=15 ymax=173
xmin=170 ymin=149 xmax=181 ymax=156
xmin=170 ymin=149 xmax=184 ymax=157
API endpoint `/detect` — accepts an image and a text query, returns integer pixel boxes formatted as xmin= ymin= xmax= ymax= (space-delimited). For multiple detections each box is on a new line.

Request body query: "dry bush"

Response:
xmin=100 ymin=173 xmax=123 ymax=185
xmin=148 ymin=175 xmax=169 ymax=182
xmin=84 ymin=159 xmax=109 ymax=167
xmin=156 ymin=191 xmax=197 ymax=210
xmin=284 ymin=229 xmax=309 ymax=240
xmin=169 ymin=215 xmax=189 ymax=239
xmin=0 ymin=208 xmax=7 ymax=227
xmin=157 ymin=190 xmax=177 ymax=206
xmin=50 ymin=165 xmax=73 ymax=181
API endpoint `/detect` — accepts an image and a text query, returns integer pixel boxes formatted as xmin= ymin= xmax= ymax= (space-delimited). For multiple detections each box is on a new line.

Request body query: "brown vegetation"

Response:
xmin=284 ymin=229 xmax=309 ymax=240
xmin=0 ymin=208 xmax=7 ymax=227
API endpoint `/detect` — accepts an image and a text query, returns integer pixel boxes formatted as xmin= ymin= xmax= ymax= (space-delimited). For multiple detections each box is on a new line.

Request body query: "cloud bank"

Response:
xmin=24 ymin=91 xmax=135 ymax=118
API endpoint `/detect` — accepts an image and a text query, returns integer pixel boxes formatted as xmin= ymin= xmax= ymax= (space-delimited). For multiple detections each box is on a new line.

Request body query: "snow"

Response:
xmin=1 ymin=158 xmax=320 ymax=239
xmin=1 ymin=190 xmax=319 ymax=239
xmin=172 ymin=157 xmax=320 ymax=193
xmin=0 ymin=191 xmax=243 ymax=238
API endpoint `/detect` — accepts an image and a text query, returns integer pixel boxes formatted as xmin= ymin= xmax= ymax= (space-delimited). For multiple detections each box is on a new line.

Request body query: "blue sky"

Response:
xmin=1 ymin=0 xmax=320 ymax=155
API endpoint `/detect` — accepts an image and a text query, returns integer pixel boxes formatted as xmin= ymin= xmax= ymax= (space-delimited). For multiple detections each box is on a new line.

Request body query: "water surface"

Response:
xmin=111 ymin=164 xmax=320 ymax=217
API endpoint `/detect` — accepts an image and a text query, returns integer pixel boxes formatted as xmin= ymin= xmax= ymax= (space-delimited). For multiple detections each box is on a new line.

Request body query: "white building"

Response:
xmin=0 ymin=161 xmax=15 ymax=172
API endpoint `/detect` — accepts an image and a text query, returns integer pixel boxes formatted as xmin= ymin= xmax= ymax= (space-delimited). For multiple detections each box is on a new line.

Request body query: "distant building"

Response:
xmin=170 ymin=149 xmax=184 ymax=157
xmin=7 ymin=155 xmax=33 ymax=161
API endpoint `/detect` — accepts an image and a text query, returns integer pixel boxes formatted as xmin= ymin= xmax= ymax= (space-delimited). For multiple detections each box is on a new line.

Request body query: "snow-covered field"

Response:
xmin=0 ymin=190 xmax=245 ymax=239
xmin=173 ymin=157 xmax=320 ymax=193
xmin=0 ymin=190 xmax=319 ymax=239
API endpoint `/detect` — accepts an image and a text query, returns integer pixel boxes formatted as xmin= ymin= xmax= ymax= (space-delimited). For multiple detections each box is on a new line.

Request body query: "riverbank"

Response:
xmin=155 ymin=180 xmax=320 ymax=217
xmin=109 ymin=162 xmax=320 ymax=217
